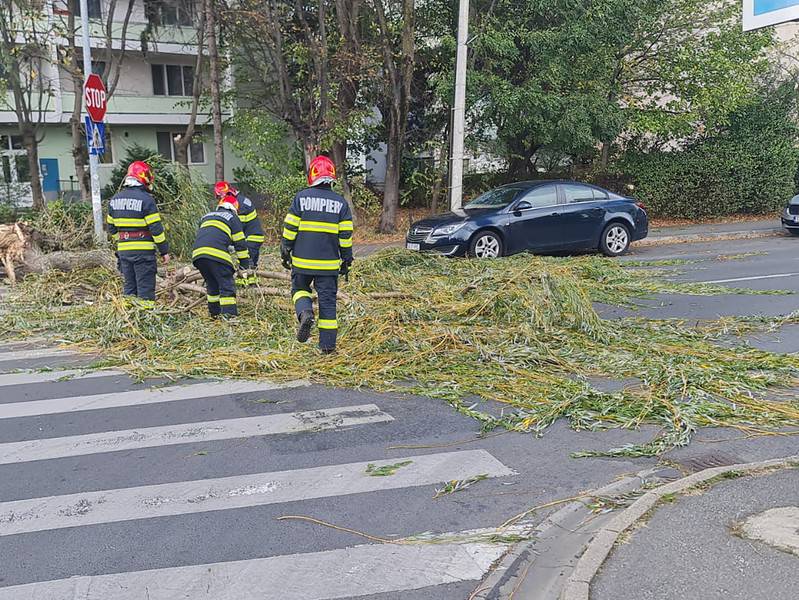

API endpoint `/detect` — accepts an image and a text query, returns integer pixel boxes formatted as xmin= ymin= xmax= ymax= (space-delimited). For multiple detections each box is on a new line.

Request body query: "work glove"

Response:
xmin=280 ymin=244 xmax=292 ymax=270
xmin=339 ymin=259 xmax=353 ymax=280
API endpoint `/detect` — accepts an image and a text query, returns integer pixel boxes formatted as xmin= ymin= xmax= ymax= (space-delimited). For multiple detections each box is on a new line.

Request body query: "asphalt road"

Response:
xmin=0 ymin=235 xmax=797 ymax=599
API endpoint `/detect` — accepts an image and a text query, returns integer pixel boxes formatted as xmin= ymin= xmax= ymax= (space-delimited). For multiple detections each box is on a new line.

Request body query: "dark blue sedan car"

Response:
xmin=406 ymin=180 xmax=648 ymax=258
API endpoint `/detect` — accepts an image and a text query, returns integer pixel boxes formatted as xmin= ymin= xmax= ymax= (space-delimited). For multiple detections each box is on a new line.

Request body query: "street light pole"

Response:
xmin=79 ymin=0 xmax=105 ymax=246
xmin=449 ymin=0 xmax=469 ymax=211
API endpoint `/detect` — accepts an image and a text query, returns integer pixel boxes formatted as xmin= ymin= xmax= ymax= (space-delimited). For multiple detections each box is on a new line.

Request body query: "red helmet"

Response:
xmin=126 ymin=161 xmax=154 ymax=187
xmin=218 ymin=192 xmax=239 ymax=213
xmin=214 ymin=180 xmax=238 ymax=199
xmin=308 ymin=155 xmax=337 ymax=187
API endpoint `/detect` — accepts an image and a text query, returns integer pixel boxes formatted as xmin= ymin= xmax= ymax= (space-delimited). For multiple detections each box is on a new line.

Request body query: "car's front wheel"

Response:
xmin=789 ymin=229 xmax=799 ymax=237
xmin=469 ymin=231 xmax=503 ymax=258
xmin=600 ymin=222 xmax=631 ymax=257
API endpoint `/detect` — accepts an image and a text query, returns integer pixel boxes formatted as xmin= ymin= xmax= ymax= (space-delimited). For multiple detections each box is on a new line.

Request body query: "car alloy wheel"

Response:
xmin=473 ymin=233 xmax=501 ymax=258
xmin=604 ymin=225 xmax=629 ymax=255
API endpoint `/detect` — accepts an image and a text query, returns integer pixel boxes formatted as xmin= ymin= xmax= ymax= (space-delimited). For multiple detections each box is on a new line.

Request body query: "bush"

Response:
xmin=101 ymin=144 xmax=169 ymax=199
xmin=620 ymin=85 xmax=799 ymax=219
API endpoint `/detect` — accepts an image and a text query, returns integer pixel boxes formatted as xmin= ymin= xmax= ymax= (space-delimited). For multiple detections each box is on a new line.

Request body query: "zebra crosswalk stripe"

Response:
xmin=0 ymin=348 xmax=75 ymax=362
xmin=0 ymin=540 xmax=509 ymax=599
xmin=0 ymin=369 xmax=126 ymax=388
xmin=0 ymin=404 xmax=394 ymax=464
xmin=0 ymin=449 xmax=513 ymax=536
xmin=0 ymin=379 xmax=309 ymax=420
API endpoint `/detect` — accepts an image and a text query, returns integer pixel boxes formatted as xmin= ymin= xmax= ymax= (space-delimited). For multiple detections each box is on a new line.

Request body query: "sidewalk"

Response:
xmin=592 ymin=463 xmax=799 ymax=600
xmin=353 ymin=218 xmax=785 ymax=257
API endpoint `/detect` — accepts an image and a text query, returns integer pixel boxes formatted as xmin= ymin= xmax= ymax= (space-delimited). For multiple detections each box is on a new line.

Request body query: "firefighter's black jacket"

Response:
xmin=192 ymin=207 xmax=251 ymax=269
xmin=238 ymin=195 xmax=265 ymax=246
xmin=106 ymin=186 xmax=169 ymax=256
xmin=281 ymin=185 xmax=353 ymax=276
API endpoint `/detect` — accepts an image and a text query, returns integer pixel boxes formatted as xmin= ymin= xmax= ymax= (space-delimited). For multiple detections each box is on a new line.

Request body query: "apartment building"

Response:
xmin=0 ymin=0 xmax=242 ymax=206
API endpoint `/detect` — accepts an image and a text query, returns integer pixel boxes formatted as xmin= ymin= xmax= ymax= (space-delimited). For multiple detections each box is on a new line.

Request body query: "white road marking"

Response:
xmin=0 ymin=369 xmax=126 ymax=388
xmin=0 ymin=405 xmax=394 ymax=465
xmin=0 ymin=540 xmax=508 ymax=599
xmin=0 ymin=380 xmax=309 ymax=420
xmin=0 ymin=450 xmax=513 ymax=536
xmin=0 ymin=348 xmax=75 ymax=362
xmin=701 ymin=272 xmax=799 ymax=284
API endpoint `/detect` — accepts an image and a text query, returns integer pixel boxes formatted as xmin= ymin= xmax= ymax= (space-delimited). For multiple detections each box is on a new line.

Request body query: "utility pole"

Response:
xmin=79 ymin=0 xmax=105 ymax=245
xmin=449 ymin=0 xmax=469 ymax=211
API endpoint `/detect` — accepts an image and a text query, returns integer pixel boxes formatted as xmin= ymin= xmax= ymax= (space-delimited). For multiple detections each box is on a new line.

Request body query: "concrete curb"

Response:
xmin=638 ymin=227 xmax=785 ymax=247
xmin=559 ymin=455 xmax=799 ymax=600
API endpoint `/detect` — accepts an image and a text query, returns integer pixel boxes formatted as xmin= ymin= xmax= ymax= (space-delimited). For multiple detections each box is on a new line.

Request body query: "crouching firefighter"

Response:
xmin=280 ymin=155 xmax=353 ymax=353
xmin=214 ymin=181 xmax=265 ymax=287
xmin=107 ymin=161 xmax=170 ymax=308
xmin=192 ymin=191 xmax=251 ymax=317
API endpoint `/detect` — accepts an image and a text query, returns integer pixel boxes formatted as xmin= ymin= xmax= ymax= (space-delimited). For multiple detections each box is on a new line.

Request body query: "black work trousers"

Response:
xmin=118 ymin=253 xmax=157 ymax=308
xmin=194 ymin=257 xmax=237 ymax=316
xmin=291 ymin=272 xmax=339 ymax=351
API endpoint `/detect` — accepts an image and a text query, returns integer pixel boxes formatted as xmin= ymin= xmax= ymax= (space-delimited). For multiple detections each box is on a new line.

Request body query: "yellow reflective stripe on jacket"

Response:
xmin=236 ymin=249 xmax=250 ymax=259
xmin=106 ymin=214 xmax=115 ymax=225
xmin=246 ymin=234 xmax=265 ymax=243
xmin=153 ymin=232 xmax=166 ymax=244
xmin=118 ymin=240 xmax=156 ymax=251
xmin=299 ymin=220 xmax=339 ymax=234
xmin=339 ymin=220 xmax=354 ymax=231
xmin=113 ymin=217 xmax=148 ymax=228
xmin=282 ymin=228 xmax=297 ymax=241
xmin=339 ymin=237 xmax=353 ymax=248
xmin=144 ymin=213 xmax=162 ymax=225
xmin=192 ymin=247 xmax=234 ymax=265
xmin=318 ymin=319 xmax=338 ymax=330
xmin=219 ymin=296 xmax=237 ymax=306
xmin=292 ymin=256 xmax=341 ymax=270
xmin=231 ymin=231 xmax=245 ymax=242
xmin=292 ymin=290 xmax=313 ymax=303
xmin=239 ymin=211 xmax=258 ymax=223
xmin=201 ymin=220 xmax=232 ymax=236
xmin=284 ymin=213 xmax=301 ymax=227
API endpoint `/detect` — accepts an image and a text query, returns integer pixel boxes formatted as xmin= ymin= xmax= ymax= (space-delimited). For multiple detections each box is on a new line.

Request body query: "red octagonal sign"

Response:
xmin=84 ymin=73 xmax=107 ymax=123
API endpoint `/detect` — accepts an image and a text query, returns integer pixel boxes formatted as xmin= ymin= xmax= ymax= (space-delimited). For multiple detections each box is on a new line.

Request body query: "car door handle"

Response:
xmin=550 ymin=212 xmax=560 ymax=217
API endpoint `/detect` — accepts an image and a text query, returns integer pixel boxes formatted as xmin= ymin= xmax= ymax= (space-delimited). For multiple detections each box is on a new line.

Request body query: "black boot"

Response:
xmin=297 ymin=310 xmax=315 ymax=342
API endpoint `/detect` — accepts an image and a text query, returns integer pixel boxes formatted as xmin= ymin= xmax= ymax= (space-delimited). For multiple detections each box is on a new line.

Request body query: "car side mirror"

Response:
xmin=514 ymin=200 xmax=533 ymax=212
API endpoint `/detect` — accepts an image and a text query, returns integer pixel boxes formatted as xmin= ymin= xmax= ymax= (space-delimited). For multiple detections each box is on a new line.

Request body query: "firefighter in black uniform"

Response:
xmin=280 ymin=155 xmax=353 ymax=353
xmin=214 ymin=181 xmax=265 ymax=287
xmin=106 ymin=161 xmax=170 ymax=308
xmin=192 ymin=191 xmax=251 ymax=317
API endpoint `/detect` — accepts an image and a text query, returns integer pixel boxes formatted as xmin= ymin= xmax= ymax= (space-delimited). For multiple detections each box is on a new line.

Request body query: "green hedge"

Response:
xmin=621 ymin=86 xmax=799 ymax=219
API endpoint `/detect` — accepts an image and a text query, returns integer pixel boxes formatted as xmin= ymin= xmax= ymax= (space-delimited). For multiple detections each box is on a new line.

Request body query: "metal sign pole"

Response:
xmin=449 ymin=0 xmax=469 ymax=212
xmin=79 ymin=0 xmax=105 ymax=246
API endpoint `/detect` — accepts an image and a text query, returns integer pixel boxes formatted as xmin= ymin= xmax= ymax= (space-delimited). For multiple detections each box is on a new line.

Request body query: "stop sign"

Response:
xmin=84 ymin=73 xmax=107 ymax=122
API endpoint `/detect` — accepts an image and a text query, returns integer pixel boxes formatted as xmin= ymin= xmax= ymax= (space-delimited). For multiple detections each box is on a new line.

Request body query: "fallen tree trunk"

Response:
xmin=22 ymin=248 xmax=116 ymax=274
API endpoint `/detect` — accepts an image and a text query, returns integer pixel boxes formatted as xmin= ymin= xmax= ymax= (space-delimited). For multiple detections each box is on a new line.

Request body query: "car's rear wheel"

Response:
xmin=469 ymin=231 xmax=503 ymax=258
xmin=600 ymin=222 xmax=630 ymax=256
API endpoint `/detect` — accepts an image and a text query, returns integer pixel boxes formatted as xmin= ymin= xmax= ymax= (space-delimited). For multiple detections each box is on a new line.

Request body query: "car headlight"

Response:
xmin=431 ymin=223 xmax=466 ymax=236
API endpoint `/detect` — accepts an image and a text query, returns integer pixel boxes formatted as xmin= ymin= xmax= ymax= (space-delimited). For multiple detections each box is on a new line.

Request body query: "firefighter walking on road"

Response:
xmin=192 ymin=191 xmax=251 ymax=317
xmin=281 ymin=155 xmax=353 ymax=353
xmin=214 ymin=182 xmax=265 ymax=287
xmin=107 ymin=161 xmax=170 ymax=308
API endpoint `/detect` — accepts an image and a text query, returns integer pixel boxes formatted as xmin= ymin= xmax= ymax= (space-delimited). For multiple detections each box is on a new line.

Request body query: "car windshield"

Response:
xmin=465 ymin=186 xmax=527 ymax=209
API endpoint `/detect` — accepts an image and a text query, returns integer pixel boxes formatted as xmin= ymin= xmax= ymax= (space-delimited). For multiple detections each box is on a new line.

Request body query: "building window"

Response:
xmin=161 ymin=0 xmax=196 ymax=26
xmin=75 ymin=0 xmax=102 ymax=19
xmin=157 ymin=131 xmax=205 ymax=164
xmin=0 ymin=135 xmax=24 ymax=151
xmin=151 ymin=64 xmax=194 ymax=96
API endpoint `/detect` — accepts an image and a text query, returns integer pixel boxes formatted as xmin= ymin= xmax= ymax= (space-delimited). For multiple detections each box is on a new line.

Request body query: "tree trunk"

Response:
xmin=66 ymin=4 xmax=90 ymax=202
xmin=599 ymin=141 xmax=611 ymax=173
xmin=205 ymin=0 xmax=224 ymax=181
xmin=21 ymin=129 xmax=45 ymax=211
xmin=331 ymin=140 xmax=356 ymax=219
xmin=379 ymin=119 xmax=401 ymax=233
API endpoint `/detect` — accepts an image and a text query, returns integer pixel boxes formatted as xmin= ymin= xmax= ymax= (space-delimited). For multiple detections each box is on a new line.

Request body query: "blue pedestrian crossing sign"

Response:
xmin=84 ymin=116 xmax=105 ymax=156
xmin=744 ymin=0 xmax=799 ymax=30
